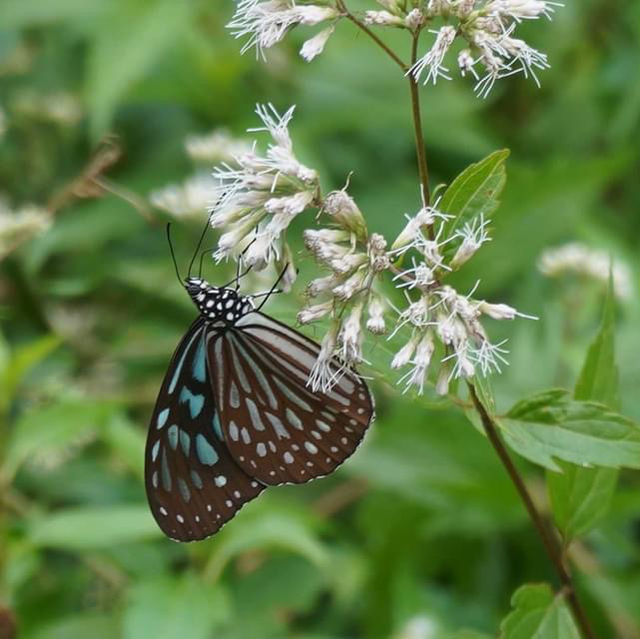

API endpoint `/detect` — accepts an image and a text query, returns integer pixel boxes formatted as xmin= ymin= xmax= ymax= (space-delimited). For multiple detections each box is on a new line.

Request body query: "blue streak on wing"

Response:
xmin=212 ymin=412 xmax=224 ymax=441
xmin=169 ymin=330 xmax=201 ymax=394
xmin=192 ymin=335 xmax=206 ymax=382
xmin=179 ymin=386 xmax=205 ymax=418
xmin=196 ymin=434 xmax=219 ymax=466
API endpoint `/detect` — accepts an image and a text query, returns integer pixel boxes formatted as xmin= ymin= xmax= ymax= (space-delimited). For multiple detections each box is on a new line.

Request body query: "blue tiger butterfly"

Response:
xmin=145 ymin=225 xmax=375 ymax=541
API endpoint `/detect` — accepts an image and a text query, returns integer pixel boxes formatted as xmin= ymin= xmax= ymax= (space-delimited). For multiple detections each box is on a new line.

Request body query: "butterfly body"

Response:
xmin=186 ymin=277 xmax=254 ymax=325
xmin=146 ymin=274 xmax=374 ymax=542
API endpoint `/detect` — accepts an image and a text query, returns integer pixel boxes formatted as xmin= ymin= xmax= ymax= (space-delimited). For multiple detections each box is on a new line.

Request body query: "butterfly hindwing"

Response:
xmin=206 ymin=312 xmax=375 ymax=485
xmin=145 ymin=318 xmax=264 ymax=541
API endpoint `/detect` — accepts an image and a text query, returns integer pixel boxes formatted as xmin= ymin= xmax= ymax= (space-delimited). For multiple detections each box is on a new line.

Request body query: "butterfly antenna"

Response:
xmin=253 ymin=263 xmax=290 ymax=311
xmin=166 ymin=223 xmax=183 ymax=283
xmin=188 ymin=212 xmax=213 ymax=278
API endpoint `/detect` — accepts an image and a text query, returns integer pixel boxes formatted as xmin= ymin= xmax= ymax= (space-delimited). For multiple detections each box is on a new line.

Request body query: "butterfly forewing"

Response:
xmin=206 ymin=312 xmax=374 ymax=485
xmin=145 ymin=319 xmax=264 ymax=541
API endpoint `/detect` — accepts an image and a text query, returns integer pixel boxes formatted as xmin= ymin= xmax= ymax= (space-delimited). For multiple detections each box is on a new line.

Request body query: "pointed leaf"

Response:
xmin=502 ymin=390 xmax=640 ymax=471
xmin=500 ymin=583 xmax=581 ymax=639
xmin=574 ymin=269 xmax=620 ymax=409
xmin=440 ymin=149 xmax=510 ymax=260
xmin=29 ymin=505 xmax=160 ymax=549
xmin=548 ymin=273 xmax=619 ymax=542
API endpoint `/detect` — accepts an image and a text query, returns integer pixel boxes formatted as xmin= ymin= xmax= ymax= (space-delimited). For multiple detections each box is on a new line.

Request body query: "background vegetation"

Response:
xmin=1 ymin=0 xmax=639 ymax=637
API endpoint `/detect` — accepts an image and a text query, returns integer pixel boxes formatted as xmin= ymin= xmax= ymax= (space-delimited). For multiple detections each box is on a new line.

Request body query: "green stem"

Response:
xmin=337 ymin=0 xmax=408 ymax=71
xmin=467 ymin=382 xmax=597 ymax=639
xmin=408 ymin=33 xmax=431 ymax=211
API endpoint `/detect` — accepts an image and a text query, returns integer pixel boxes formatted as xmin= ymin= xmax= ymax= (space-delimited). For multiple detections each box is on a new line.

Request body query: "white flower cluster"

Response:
xmin=539 ymin=242 xmax=633 ymax=301
xmin=299 ymin=190 xmax=391 ymax=391
xmin=150 ymin=174 xmax=218 ymax=220
xmin=368 ymin=0 xmax=561 ymax=96
xmin=210 ymin=104 xmax=320 ymax=272
xmin=387 ymin=204 xmax=536 ymax=394
xmin=185 ymin=129 xmax=252 ymax=165
xmin=228 ymin=0 xmax=339 ymax=61
xmin=150 ymin=129 xmax=249 ymax=219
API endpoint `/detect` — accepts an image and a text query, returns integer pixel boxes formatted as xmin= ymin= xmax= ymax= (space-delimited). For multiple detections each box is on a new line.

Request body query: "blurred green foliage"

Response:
xmin=1 ymin=0 xmax=639 ymax=637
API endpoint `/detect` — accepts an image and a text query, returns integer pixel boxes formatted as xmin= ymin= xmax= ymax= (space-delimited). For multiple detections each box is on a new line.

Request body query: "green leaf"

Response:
xmin=86 ymin=0 xmax=190 ymax=138
xmin=548 ymin=274 xmax=620 ymax=542
xmin=29 ymin=505 xmax=160 ymax=549
xmin=102 ymin=413 xmax=145 ymax=478
xmin=123 ymin=573 xmax=230 ymax=639
xmin=547 ymin=464 xmax=617 ymax=542
xmin=574 ymin=269 xmax=620 ymax=409
xmin=204 ymin=503 xmax=327 ymax=582
xmin=0 ymin=334 xmax=60 ymax=414
xmin=0 ymin=0 xmax=108 ymax=28
xmin=3 ymin=399 xmax=116 ymax=479
xmin=439 ymin=149 xmax=510 ymax=260
xmin=500 ymin=583 xmax=581 ymax=639
xmin=502 ymin=390 xmax=640 ymax=471
xmin=31 ymin=613 xmax=119 ymax=639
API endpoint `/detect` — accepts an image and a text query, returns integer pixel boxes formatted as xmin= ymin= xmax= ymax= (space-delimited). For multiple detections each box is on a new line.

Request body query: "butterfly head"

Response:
xmin=185 ymin=277 xmax=254 ymax=325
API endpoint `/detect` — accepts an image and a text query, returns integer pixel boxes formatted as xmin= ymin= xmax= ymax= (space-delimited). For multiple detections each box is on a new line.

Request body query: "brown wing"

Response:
xmin=145 ymin=319 xmax=264 ymax=541
xmin=206 ymin=312 xmax=375 ymax=485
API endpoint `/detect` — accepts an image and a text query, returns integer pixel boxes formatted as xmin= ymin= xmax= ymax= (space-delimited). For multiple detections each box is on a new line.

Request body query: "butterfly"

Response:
xmin=145 ymin=225 xmax=375 ymax=541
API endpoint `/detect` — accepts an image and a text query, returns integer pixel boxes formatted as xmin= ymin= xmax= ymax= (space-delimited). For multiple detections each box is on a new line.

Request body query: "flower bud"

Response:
xmin=300 ymin=25 xmax=335 ymax=62
xmin=364 ymin=10 xmax=405 ymax=26
xmin=322 ymin=190 xmax=368 ymax=240
xmin=366 ymin=295 xmax=387 ymax=334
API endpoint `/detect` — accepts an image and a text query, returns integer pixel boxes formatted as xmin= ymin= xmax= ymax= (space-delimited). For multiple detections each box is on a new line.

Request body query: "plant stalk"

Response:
xmin=408 ymin=33 xmax=432 ymax=210
xmin=337 ymin=1 xmax=407 ymax=71
xmin=468 ymin=382 xmax=597 ymax=639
